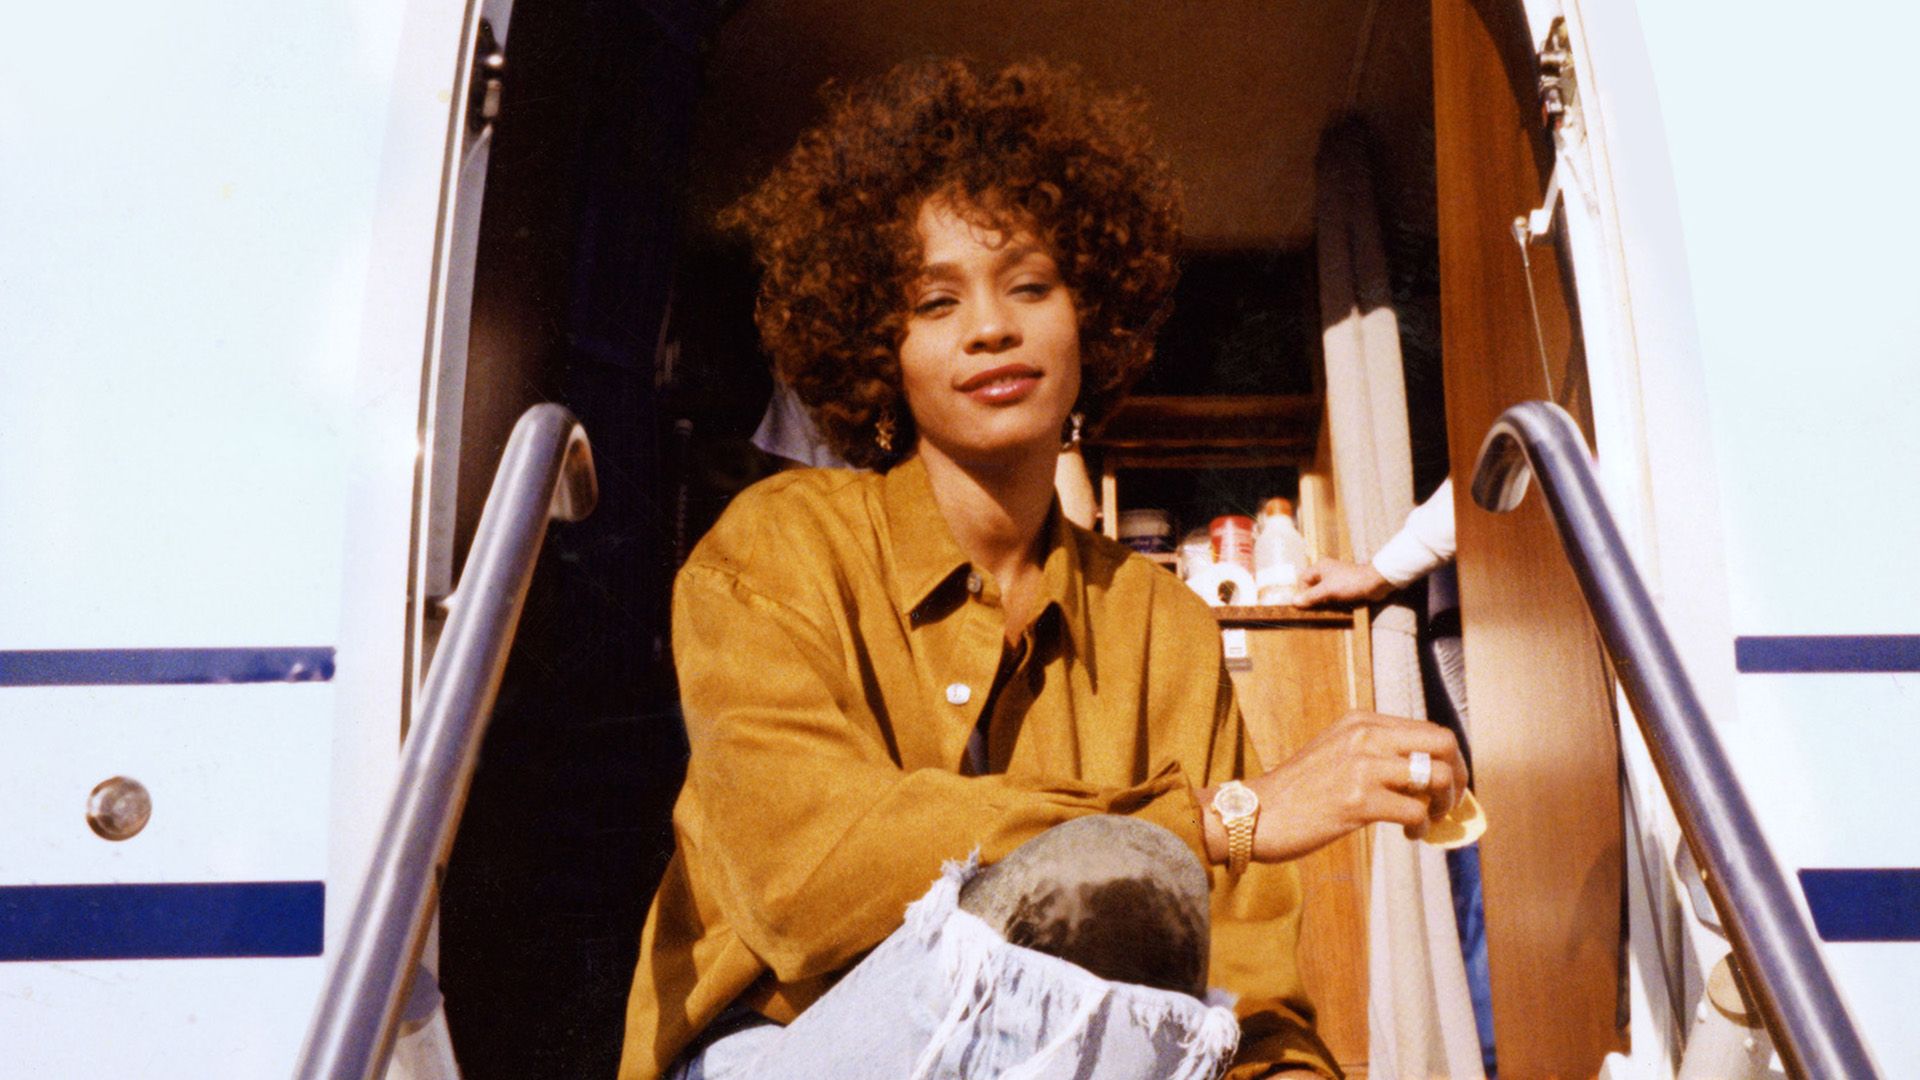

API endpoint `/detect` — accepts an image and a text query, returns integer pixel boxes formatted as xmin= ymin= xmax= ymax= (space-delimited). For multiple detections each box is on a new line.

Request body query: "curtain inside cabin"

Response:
xmin=1315 ymin=124 xmax=1485 ymax=1080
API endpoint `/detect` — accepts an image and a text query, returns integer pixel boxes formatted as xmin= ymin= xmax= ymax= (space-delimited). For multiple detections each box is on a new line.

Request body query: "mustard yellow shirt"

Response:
xmin=618 ymin=455 xmax=1338 ymax=1078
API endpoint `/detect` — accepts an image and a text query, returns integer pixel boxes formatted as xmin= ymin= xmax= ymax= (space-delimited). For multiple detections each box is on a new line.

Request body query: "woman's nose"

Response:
xmin=964 ymin=296 xmax=1021 ymax=354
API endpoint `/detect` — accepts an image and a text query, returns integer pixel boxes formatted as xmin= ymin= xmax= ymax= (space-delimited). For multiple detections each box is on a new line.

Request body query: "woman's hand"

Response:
xmin=1295 ymin=558 xmax=1394 ymax=608
xmin=1200 ymin=711 xmax=1467 ymax=866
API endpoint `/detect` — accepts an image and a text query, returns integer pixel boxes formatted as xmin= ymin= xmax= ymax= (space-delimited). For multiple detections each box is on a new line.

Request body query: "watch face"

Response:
xmin=1214 ymin=782 xmax=1258 ymax=819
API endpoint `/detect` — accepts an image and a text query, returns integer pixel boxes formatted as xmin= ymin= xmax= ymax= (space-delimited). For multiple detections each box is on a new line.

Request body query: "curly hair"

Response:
xmin=723 ymin=57 xmax=1183 ymax=469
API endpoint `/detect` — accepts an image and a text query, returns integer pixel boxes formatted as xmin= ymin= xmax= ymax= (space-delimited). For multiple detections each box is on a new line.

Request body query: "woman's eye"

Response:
xmin=1012 ymin=281 xmax=1053 ymax=299
xmin=914 ymin=295 xmax=956 ymax=316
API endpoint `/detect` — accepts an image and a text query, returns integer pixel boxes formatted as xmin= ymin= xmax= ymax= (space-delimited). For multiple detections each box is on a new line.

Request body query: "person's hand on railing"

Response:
xmin=1295 ymin=558 xmax=1394 ymax=608
xmin=1199 ymin=711 xmax=1466 ymax=864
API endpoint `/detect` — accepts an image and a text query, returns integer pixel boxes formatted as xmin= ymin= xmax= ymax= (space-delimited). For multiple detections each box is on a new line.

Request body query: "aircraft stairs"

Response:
xmin=292 ymin=403 xmax=1880 ymax=1080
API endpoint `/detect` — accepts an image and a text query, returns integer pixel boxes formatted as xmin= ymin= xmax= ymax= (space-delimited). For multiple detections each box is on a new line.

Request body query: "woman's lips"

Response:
xmin=957 ymin=364 xmax=1042 ymax=405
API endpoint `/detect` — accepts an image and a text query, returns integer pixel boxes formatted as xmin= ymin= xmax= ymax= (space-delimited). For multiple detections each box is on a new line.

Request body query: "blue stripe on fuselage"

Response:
xmin=0 ymin=881 xmax=325 ymax=960
xmin=1734 ymin=636 xmax=1920 ymax=673
xmin=0 ymin=647 xmax=335 ymax=686
xmin=1799 ymin=869 xmax=1920 ymax=942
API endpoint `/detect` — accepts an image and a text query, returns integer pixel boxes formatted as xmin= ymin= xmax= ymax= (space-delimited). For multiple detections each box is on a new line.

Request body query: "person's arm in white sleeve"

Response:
xmin=1370 ymin=478 xmax=1456 ymax=587
xmin=1296 ymin=479 xmax=1455 ymax=607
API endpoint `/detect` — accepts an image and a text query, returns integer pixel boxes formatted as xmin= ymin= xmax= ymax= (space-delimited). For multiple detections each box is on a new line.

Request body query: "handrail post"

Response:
xmin=295 ymin=404 xmax=597 ymax=1080
xmin=1471 ymin=400 xmax=1877 ymax=1079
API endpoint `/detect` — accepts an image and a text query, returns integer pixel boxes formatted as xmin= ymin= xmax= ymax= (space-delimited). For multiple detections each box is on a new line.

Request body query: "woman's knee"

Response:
xmin=958 ymin=815 xmax=1211 ymax=996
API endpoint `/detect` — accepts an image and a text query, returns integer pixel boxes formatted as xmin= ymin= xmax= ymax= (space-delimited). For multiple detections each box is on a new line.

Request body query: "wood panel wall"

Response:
xmin=1431 ymin=1 xmax=1625 ymax=1075
xmin=1230 ymin=615 xmax=1373 ymax=1077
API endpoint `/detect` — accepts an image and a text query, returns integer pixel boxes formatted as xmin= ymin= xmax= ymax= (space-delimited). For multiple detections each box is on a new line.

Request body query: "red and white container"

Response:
xmin=1209 ymin=515 xmax=1256 ymax=574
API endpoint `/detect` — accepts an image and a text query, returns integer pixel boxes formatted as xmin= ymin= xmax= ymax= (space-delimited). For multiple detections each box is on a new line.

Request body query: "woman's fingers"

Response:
xmin=1369 ymin=788 xmax=1431 ymax=833
xmin=1386 ymin=755 xmax=1456 ymax=814
xmin=1340 ymin=712 xmax=1466 ymax=821
xmin=1370 ymin=755 xmax=1455 ymax=817
xmin=1387 ymin=717 xmax=1467 ymax=763
xmin=1253 ymin=711 xmax=1472 ymax=862
xmin=1423 ymin=759 xmax=1458 ymax=818
xmin=1345 ymin=711 xmax=1468 ymax=784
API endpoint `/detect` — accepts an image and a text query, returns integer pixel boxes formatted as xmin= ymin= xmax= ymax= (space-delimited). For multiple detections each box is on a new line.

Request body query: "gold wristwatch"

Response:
xmin=1211 ymin=780 xmax=1260 ymax=877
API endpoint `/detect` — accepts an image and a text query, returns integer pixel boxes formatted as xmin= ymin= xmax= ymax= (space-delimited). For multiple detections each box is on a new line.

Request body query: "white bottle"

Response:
xmin=1175 ymin=528 xmax=1213 ymax=582
xmin=1253 ymin=498 xmax=1312 ymax=606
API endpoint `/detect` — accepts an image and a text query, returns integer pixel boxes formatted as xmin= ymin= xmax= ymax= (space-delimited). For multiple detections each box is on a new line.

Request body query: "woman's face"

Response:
xmin=897 ymin=198 xmax=1081 ymax=469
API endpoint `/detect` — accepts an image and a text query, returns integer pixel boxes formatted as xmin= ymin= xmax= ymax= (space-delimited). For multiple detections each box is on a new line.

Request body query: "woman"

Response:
xmin=619 ymin=59 xmax=1465 ymax=1080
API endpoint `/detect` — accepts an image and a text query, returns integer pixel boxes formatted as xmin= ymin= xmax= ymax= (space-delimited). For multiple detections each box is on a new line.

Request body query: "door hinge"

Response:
xmin=1538 ymin=17 xmax=1577 ymax=132
xmin=467 ymin=18 xmax=506 ymax=134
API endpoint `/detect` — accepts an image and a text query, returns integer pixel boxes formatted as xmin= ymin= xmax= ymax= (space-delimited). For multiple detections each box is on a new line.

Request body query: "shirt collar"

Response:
xmin=881 ymin=455 xmax=973 ymax=614
xmin=1037 ymin=497 xmax=1089 ymax=654
xmin=880 ymin=454 xmax=1091 ymax=659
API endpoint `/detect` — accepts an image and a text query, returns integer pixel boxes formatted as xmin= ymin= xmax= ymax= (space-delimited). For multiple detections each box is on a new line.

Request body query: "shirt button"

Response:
xmin=965 ymin=572 xmax=983 ymax=595
xmin=945 ymin=682 xmax=972 ymax=706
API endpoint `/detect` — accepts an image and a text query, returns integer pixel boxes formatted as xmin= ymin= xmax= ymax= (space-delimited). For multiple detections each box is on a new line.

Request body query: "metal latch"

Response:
xmin=467 ymin=18 xmax=506 ymax=134
xmin=1538 ymin=18 xmax=1576 ymax=132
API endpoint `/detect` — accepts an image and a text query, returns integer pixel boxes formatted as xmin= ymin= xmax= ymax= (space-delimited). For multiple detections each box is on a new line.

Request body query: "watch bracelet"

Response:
xmin=1227 ymin=817 xmax=1254 ymax=876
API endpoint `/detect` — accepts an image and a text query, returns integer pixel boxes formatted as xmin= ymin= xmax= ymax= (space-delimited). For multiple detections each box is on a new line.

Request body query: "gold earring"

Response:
xmin=1062 ymin=411 xmax=1084 ymax=450
xmin=875 ymin=411 xmax=896 ymax=454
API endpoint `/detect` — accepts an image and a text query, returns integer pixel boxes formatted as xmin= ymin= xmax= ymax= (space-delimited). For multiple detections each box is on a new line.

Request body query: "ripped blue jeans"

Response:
xmin=670 ymin=858 xmax=1242 ymax=1080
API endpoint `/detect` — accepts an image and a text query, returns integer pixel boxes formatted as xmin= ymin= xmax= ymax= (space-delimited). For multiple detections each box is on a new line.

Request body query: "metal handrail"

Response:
xmin=1471 ymin=401 xmax=1877 ymax=1079
xmin=295 ymin=404 xmax=597 ymax=1080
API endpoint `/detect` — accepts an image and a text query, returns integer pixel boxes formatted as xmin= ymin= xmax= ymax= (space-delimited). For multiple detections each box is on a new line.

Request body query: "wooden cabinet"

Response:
xmin=1092 ymin=394 xmax=1319 ymax=544
xmin=1223 ymin=607 xmax=1374 ymax=1076
xmin=1092 ymin=393 xmax=1347 ymax=591
xmin=1091 ymin=396 xmax=1374 ymax=1075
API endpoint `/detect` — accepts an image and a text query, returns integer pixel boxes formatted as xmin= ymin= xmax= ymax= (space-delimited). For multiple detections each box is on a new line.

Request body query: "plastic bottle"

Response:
xmin=1253 ymin=498 xmax=1312 ymax=606
xmin=1176 ymin=528 xmax=1213 ymax=581
xmin=1209 ymin=515 xmax=1257 ymax=574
